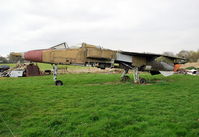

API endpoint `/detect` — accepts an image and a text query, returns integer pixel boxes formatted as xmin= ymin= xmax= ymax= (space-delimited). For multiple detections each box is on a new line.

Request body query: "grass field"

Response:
xmin=0 ymin=73 xmax=199 ymax=137
xmin=0 ymin=63 xmax=87 ymax=71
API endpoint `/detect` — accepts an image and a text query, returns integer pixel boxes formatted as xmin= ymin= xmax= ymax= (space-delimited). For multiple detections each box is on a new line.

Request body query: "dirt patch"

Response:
xmin=57 ymin=68 xmax=123 ymax=74
xmin=181 ymin=63 xmax=199 ymax=68
xmin=86 ymin=81 xmax=155 ymax=86
xmin=86 ymin=81 xmax=123 ymax=86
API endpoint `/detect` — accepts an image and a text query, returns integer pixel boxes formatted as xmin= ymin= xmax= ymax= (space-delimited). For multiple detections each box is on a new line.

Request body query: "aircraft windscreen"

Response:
xmin=50 ymin=43 xmax=68 ymax=49
xmin=69 ymin=44 xmax=82 ymax=49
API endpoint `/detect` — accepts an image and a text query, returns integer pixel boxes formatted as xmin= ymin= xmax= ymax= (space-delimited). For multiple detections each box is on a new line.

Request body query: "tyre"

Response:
xmin=55 ymin=80 xmax=63 ymax=86
xmin=139 ymin=78 xmax=146 ymax=84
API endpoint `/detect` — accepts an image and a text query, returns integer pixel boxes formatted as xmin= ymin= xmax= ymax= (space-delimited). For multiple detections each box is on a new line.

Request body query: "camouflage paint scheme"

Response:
xmin=12 ymin=43 xmax=186 ymax=74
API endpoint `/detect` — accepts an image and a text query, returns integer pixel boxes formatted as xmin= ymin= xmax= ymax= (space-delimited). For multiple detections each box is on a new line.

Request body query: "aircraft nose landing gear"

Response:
xmin=121 ymin=63 xmax=147 ymax=84
xmin=53 ymin=64 xmax=64 ymax=86
xmin=121 ymin=68 xmax=131 ymax=82
xmin=133 ymin=67 xmax=147 ymax=84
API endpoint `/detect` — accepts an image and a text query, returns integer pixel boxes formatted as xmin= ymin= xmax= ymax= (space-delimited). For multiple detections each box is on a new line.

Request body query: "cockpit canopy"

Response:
xmin=50 ymin=42 xmax=101 ymax=49
xmin=50 ymin=42 xmax=68 ymax=49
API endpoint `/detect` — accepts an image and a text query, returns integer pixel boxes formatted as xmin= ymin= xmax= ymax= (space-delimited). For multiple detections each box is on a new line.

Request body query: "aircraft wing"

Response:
xmin=120 ymin=51 xmax=184 ymax=60
xmin=117 ymin=51 xmax=187 ymax=65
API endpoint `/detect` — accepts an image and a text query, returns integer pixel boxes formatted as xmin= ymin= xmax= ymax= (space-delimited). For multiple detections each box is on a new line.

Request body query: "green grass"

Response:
xmin=0 ymin=74 xmax=199 ymax=137
xmin=0 ymin=63 xmax=16 ymax=68
xmin=0 ymin=63 xmax=87 ymax=71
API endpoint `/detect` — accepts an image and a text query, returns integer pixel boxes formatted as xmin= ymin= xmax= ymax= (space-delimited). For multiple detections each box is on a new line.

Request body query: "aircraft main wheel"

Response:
xmin=121 ymin=76 xmax=130 ymax=82
xmin=55 ymin=80 xmax=63 ymax=86
xmin=139 ymin=78 xmax=146 ymax=84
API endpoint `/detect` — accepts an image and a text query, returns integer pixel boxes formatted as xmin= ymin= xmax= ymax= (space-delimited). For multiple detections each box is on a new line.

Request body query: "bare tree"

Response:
xmin=177 ymin=50 xmax=199 ymax=62
xmin=163 ymin=52 xmax=175 ymax=57
xmin=177 ymin=50 xmax=190 ymax=58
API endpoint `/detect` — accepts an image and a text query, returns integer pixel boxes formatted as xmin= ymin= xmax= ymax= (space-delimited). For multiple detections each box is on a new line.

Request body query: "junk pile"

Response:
xmin=186 ymin=69 xmax=199 ymax=75
xmin=0 ymin=65 xmax=10 ymax=77
xmin=0 ymin=64 xmax=41 ymax=77
xmin=176 ymin=69 xmax=199 ymax=75
xmin=175 ymin=64 xmax=199 ymax=76
xmin=0 ymin=65 xmax=10 ymax=72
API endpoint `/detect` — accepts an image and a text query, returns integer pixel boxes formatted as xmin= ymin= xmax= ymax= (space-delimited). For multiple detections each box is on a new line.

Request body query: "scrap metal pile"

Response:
xmin=0 ymin=65 xmax=10 ymax=77
xmin=176 ymin=68 xmax=199 ymax=75
xmin=0 ymin=64 xmax=41 ymax=77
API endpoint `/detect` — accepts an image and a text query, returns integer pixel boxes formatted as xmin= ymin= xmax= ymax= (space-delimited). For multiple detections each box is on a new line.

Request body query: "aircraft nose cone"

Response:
xmin=24 ymin=50 xmax=43 ymax=62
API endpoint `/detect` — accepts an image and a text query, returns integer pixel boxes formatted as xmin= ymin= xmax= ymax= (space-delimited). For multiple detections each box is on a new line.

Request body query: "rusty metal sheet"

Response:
xmin=26 ymin=64 xmax=41 ymax=76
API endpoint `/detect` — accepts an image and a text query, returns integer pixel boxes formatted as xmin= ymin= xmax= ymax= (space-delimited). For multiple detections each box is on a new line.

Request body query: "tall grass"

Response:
xmin=0 ymin=74 xmax=199 ymax=137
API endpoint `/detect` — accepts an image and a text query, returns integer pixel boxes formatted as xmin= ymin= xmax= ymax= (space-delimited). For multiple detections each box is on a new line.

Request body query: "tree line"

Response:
xmin=0 ymin=54 xmax=24 ymax=63
xmin=163 ymin=50 xmax=199 ymax=62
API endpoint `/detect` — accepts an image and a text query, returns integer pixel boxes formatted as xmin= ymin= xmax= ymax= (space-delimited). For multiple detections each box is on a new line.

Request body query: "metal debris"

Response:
xmin=0 ymin=63 xmax=41 ymax=77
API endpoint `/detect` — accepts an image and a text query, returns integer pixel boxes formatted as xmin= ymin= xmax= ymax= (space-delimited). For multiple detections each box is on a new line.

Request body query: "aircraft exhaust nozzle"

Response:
xmin=24 ymin=50 xmax=43 ymax=62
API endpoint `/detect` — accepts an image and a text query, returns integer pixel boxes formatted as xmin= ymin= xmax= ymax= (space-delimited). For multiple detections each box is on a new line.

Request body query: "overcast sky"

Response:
xmin=0 ymin=0 xmax=199 ymax=56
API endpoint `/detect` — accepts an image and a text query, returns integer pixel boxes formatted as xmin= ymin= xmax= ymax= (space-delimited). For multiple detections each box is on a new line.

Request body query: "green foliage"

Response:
xmin=186 ymin=66 xmax=199 ymax=70
xmin=0 ymin=74 xmax=199 ymax=137
xmin=0 ymin=56 xmax=8 ymax=63
xmin=0 ymin=63 xmax=16 ymax=68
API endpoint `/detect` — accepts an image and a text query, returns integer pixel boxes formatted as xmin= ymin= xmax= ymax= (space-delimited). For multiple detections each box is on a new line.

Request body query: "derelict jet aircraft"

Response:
xmin=11 ymin=43 xmax=186 ymax=85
